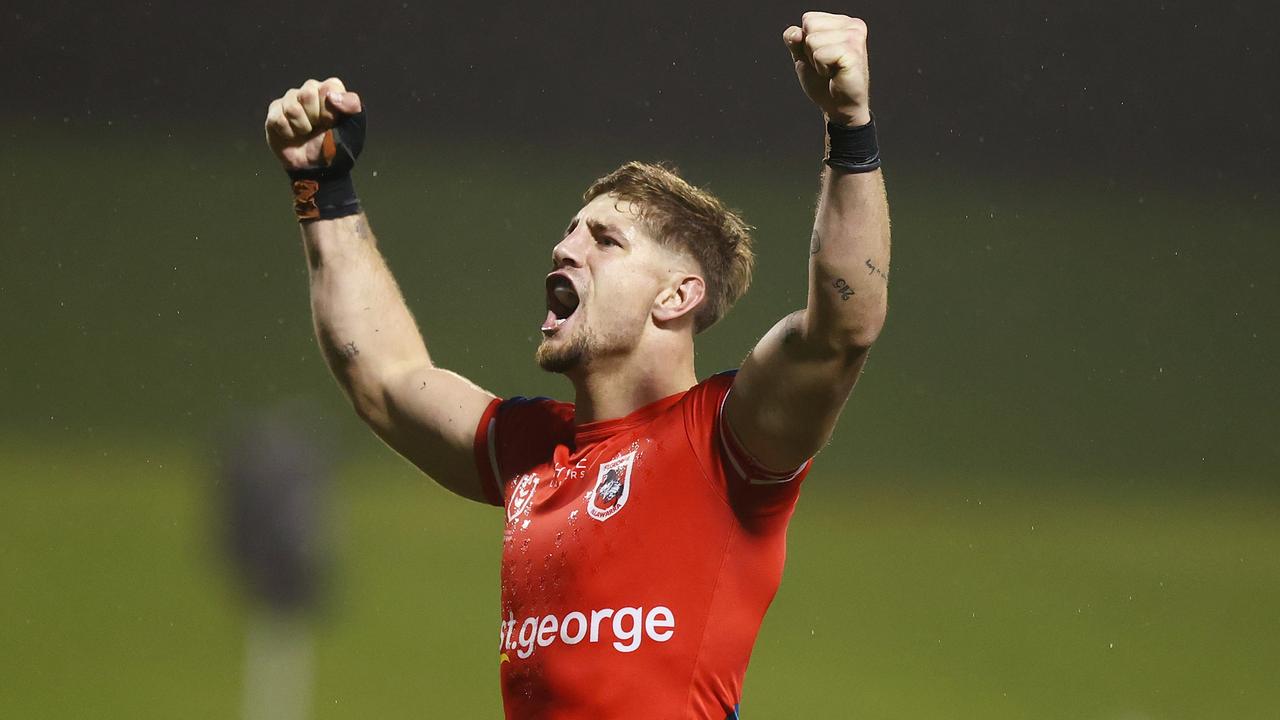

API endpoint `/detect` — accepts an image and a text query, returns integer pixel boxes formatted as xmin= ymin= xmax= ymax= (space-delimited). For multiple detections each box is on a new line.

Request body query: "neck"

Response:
xmin=568 ymin=340 xmax=697 ymax=425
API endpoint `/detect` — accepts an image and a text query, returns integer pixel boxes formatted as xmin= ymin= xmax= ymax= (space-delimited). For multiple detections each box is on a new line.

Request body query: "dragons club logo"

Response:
xmin=588 ymin=450 xmax=635 ymax=521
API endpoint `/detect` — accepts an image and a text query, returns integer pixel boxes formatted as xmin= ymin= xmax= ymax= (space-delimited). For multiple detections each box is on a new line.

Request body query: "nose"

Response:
xmin=552 ymin=229 xmax=587 ymax=269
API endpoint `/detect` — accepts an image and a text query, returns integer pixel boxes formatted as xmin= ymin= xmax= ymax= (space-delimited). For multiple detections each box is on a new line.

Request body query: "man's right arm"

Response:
xmin=266 ymin=78 xmax=498 ymax=503
xmin=302 ymin=214 xmax=497 ymax=502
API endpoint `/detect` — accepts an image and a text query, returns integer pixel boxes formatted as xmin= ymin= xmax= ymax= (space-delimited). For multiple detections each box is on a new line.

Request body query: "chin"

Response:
xmin=533 ymin=315 xmax=642 ymax=375
xmin=536 ymin=334 xmax=587 ymax=374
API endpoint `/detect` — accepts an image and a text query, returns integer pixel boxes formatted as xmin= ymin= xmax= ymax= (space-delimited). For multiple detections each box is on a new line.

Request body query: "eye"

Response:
xmin=596 ymin=236 xmax=620 ymax=248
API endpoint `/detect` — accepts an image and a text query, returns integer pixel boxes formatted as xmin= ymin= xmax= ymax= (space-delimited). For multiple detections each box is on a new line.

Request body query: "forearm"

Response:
xmin=805 ymin=166 xmax=890 ymax=350
xmin=302 ymin=214 xmax=432 ymax=414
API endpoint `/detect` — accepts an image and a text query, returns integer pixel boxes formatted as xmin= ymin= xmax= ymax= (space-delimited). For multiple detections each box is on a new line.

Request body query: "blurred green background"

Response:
xmin=3 ymin=1 xmax=1279 ymax=718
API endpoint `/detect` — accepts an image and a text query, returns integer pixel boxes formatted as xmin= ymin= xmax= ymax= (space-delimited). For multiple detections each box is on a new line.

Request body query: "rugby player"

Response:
xmin=264 ymin=11 xmax=889 ymax=718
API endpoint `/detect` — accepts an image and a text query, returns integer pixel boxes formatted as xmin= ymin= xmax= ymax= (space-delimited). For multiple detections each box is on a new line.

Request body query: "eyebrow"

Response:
xmin=584 ymin=218 xmax=623 ymax=239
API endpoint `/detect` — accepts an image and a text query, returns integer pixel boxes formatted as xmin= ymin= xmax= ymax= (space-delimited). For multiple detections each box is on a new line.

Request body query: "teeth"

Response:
xmin=541 ymin=312 xmax=570 ymax=333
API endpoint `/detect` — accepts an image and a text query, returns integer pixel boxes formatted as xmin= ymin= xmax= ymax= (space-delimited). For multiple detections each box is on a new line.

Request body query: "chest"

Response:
xmin=498 ymin=433 xmax=728 ymax=609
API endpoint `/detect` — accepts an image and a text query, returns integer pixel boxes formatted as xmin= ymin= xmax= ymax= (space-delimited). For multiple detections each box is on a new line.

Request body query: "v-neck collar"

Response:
xmin=573 ymin=389 xmax=688 ymax=447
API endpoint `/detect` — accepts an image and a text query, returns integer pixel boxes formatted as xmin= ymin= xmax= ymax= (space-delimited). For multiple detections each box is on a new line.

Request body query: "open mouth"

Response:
xmin=542 ymin=273 xmax=581 ymax=334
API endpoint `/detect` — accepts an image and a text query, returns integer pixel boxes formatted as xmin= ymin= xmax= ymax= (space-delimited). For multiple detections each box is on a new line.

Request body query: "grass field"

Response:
xmin=2 ymin=126 xmax=1278 ymax=717
xmin=2 ymin=440 xmax=1278 ymax=718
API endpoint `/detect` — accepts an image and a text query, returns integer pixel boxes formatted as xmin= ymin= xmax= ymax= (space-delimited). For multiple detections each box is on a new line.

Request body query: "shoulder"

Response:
xmin=488 ymin=395 xmax=575 ymax=447
xmin=678 ymin=370 xmax=738 ymax=423
xmin=688 ymin=369 xmax=739 ymax=400
xmin=478 ymin=395 xmax=574 ymax=485
xmin=497 ymin=395 xmax=574 ymax=422
xmin=676 ymin=370 xmax=737 ymax=464
xmin=680 ymin=369 xmax=811 ymax=517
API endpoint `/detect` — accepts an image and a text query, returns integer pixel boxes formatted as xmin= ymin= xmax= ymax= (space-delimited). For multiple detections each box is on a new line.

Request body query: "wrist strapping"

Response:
xmin=825 ymin=115 xmax=881 ymax=174
xmin=287 ymin=110 xmax=366 ymax=222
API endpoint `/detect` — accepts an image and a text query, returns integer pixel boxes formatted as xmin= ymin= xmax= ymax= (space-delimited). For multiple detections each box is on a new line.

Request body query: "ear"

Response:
xmin=652 ymin=274 xmax=706 ymax=327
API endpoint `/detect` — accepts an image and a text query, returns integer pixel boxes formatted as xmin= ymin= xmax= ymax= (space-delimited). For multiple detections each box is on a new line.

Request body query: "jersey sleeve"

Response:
xmin=473 ymin=396 xmax=573 ymax=507
xmin=682 ymin=370 xmax=812 ymax=519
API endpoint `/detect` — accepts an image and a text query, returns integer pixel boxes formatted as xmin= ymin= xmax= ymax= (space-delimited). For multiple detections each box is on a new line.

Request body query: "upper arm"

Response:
xmin=723 ymin=309 xmax=870 ymax=472
xmin=359 ymin=364 xmax=498 ymax=503
xmin=727 ymin=163 xmax=889 ymax=472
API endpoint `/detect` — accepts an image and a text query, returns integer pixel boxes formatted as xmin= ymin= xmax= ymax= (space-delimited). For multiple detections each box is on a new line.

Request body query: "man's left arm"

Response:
xmin=725 ymin=12 xmax=890 ymax=472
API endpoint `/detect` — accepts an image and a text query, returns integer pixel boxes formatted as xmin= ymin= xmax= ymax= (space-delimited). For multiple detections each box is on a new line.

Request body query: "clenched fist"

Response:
xmin=783 ymin=13 xmax=871 ymax=128
xmin=264 ymin=77 xmax=363 ymax=171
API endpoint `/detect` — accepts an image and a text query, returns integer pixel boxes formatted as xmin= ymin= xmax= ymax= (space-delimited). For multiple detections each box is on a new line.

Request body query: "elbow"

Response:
xmin=342 ymin=370 xmax=394 ymax=429
xmin=317 ymin=339 xmax=415 ymax=430
xmin=838 ymin=299 xmax=888 ymax=353
xmin=350 ymin=392 xmax=383 ymax=426
xmin=842 ymin=320 xmax=884 ymax=353
xmin=347 ymin=363 xmax=423 ymax=431
xmin=799 ymin=305 xmax=886 ymax=364
xmin=349 ymin=384 xmax=389 ymax=428
xmin=845 ymin=325 xmax=883 ymax=352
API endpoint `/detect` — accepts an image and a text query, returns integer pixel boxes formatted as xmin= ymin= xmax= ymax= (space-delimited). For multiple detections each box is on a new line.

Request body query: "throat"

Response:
xmin=569 ymin=351 xmax=697 ymax=425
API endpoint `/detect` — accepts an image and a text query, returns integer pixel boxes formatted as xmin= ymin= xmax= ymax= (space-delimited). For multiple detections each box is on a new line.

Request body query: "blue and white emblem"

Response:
xmin=587 ymin=451 xmax=635 ymax=522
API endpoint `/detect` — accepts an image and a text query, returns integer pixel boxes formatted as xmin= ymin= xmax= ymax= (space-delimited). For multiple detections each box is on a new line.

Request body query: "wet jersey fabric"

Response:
xmin=472 ymin=370 xmax=811 ymax=719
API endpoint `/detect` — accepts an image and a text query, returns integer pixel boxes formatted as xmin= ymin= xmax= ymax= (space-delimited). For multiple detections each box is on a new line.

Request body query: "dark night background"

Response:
xmin=2 ymin=1 xmax=1277 ymax=718
xmin=6 ymin=1 xmax=1279 ymax=181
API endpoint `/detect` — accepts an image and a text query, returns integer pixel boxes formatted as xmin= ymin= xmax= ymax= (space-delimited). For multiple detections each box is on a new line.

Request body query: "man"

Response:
xmin=264 ymin=11 xmax=889 ymax=719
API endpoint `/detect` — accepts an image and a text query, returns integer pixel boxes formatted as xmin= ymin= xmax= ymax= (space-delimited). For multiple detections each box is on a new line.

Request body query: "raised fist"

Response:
xmin=783 ymin=13 xmax=871 ymax=127
xmin=264 ymin=77 xmax=363 ymax=171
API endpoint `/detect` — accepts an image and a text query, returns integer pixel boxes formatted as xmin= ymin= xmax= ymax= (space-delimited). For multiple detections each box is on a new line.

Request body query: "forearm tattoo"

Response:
xmin=809 ymin=229 xmax=823 ymax=256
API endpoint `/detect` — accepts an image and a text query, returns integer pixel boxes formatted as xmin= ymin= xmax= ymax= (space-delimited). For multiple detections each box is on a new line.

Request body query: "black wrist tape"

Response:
xmin=825 ymin=115 xmax=881 ymax=174
xmin=289 ymin=172 xmax=359 ymax=222
xmin=287 ymin=110 xmax=366 ymax=222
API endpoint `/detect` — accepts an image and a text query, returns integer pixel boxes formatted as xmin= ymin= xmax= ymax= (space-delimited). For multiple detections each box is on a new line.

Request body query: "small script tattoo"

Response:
xmin=341 ymin=341 xmax=360 ymax=359
xmin=832 ymin=278 xmax=855 ymax=301
xmin=354 ymin=219 xmax=370 ymax=240
xmin=865 ymin=258 xmax=889 ymax=282
xmin=809 ymin=229 xmax=823 ymax=255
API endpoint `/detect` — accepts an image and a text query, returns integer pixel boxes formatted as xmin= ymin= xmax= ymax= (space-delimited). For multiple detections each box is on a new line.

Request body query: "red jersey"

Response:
xmin=472 ymin=370 xmax=811 ymax=719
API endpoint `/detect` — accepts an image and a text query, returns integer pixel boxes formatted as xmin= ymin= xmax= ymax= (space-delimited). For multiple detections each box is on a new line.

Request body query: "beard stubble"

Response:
xmin=535 ymin=305 xmax=645 ymax=374
xmin=535 ymin=330 xmax=592 ymax=373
